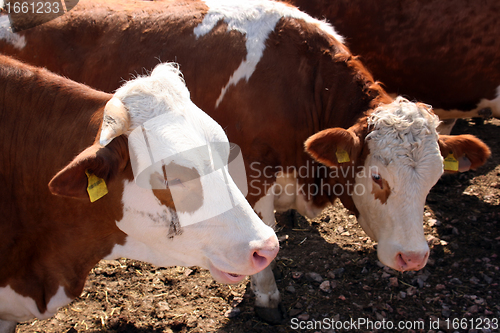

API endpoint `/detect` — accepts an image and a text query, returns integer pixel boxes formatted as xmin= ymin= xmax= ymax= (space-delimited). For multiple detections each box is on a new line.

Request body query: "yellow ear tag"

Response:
xmin=85 ymin=170 xmax=108 ymax=202
xmin=443 ymin=153 xmax=459 ymax=172
xmin=336 ymin=148 xmax=351 ymax=163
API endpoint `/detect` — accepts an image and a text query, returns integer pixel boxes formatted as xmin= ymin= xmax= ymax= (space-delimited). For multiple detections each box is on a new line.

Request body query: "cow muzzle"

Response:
xmin=377 ymin=237 xmax=430 ymax=272
xmin=394 ymin=250 xmax=430 ymax=272
xmin=208 ymin=235 xmax=279 ymax=284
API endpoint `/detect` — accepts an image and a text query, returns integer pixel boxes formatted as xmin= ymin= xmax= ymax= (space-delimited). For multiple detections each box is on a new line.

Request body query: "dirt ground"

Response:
xmin=17 ymin=118 xmax=499 ymax=333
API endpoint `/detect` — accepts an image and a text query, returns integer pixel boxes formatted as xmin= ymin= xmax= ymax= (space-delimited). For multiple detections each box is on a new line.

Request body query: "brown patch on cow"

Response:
xmin=287 ymin=0 xmax=500 ymax=111
xmin=150 ymin=162 xmax=204 ymax=213
xmin=0 ymin=55 xmax=128 ymax=315
xmin=371 ymin=178 xmax=391 ymax=204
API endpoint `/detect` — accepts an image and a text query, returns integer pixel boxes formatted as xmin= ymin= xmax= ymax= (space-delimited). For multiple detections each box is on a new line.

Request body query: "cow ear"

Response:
xmin=49 ymin=136 xmax=129 ymax=200
xmin=438 ymin=134 xmax=491 ymax=172
xmin=305 ymin=127 xmax=362 ymax=167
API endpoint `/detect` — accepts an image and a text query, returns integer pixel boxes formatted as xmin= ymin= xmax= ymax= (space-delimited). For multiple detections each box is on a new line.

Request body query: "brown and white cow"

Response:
xmin=285 ymin=0 xmax=500 ymax=133
xmin=0 ymin=0 xmax=490 ymax=323
xmin=0 ymin=55 xmax=278 ymax=331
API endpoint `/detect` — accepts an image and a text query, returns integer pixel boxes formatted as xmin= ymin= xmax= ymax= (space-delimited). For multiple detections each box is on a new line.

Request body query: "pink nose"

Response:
xmin=251 ymin=235 xmax=279 ymax=272
xmin=396 ymin=251 xmax=429 ymax=271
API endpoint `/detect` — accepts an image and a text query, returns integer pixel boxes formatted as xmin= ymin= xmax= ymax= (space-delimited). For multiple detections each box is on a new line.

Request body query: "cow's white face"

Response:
xmin=90 ymin=63 xmax=276 ymax=283
xmin=352 ymin=100 xmax=443 ymax=271
xmin=304 ymin=98 xmax=448 ymax=272
xmin=114 ymin=108 xmax=277 ymax=283
xmin=306 ymin=97 xmax=489 ymax=273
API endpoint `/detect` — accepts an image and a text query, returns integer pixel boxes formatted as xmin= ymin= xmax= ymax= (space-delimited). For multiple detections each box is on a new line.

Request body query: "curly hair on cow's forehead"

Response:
xmin=368 ymin=97 xmax=440 ymax=135
xmin=366 ymin=97 xmax=441 ymax=167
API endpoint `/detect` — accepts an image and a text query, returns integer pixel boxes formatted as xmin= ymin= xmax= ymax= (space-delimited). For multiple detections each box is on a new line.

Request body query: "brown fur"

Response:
xmin=0 ymin=55 xmax=128 ymax=314
xmin=0 ymin=0 xmax=489 ymax=217
xmin=305 ymin=128 xmax=360 ymax=167
xmin=284 ymin=0 xmax=500 ymax=111
xmin=371 ymin=178 xmax=391 ymax=205
xmin=438 ymin=135 xmax=492 ymax=170
xmin=150 ymin=163 xmax=203 ymax=213
xmin=0 ymin=0 xmax=391 ymax=212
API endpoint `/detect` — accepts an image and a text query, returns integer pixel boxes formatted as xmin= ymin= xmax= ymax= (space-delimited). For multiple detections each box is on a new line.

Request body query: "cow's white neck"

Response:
xmin=0 ymin=285 xmax=70 ymax=323
xmin=194 ymin=0 xmax=343 ymax=107
xmin=106 ymin=180 xmax=191 ymax=267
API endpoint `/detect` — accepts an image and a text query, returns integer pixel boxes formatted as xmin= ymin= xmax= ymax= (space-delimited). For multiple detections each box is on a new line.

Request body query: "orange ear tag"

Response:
xmin=85 ymin=170 xmax=108 ymax=202
xmin=443 ymin=153 xmax=459 ymax=172
xmin=336 ymin=148 xmax=350 ymax=163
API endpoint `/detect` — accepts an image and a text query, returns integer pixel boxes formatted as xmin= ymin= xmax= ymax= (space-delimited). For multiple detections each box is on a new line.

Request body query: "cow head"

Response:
xmin=49 ymin=63 xmax=278 ymax=284
xmin=306 ymin=97 xmax=490 ymax=272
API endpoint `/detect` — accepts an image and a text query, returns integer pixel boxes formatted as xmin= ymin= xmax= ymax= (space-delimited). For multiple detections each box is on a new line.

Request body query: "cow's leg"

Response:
xmin=0 ymin=320 xmax=17 ymax=333
xmin=251 ymin=264 xmax=281 ymax=323
xmin=251 ymin=186 xmax=282 ymax=323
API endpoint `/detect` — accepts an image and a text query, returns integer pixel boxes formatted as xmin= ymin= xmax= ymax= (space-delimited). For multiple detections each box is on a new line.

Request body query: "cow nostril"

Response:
xmin=396 ymin=253 xmax=407 ymax=270
xmin=396 ymin=251 xmax=429 ymax=272
xmin=251 ymin=236 xmax=279 ymax=271
xmin=252 ymin=251 xmax=268 ymax=268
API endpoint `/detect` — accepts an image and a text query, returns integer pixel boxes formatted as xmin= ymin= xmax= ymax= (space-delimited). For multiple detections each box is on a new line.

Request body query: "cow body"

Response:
xmin=0 ymin=55 xmax=278 ymax=330
xmin=286 ymin=0 xmax=500 ymax=123
xmin=0 ymin=0 xmax=490 ymax=323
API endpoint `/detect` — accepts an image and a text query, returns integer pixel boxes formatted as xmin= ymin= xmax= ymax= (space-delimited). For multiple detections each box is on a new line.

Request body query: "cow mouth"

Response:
xmin=208 ymin=262 xmax=246 ymax=284
xmin=222 ymin=271 xmax=245 ymax=282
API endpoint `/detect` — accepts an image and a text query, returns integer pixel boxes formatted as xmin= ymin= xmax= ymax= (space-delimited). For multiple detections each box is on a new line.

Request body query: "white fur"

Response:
xmin=251 ymin=266 xmax=281 ymax=309
xmin=109 ymin=63 xmax=277 ymax=276
xmin=253 ymin=172 xmax=323 ymax=230
xmin=118 ymin=64 xmax=248 ymax=227
xmin=0 ymin=320 xmax=17 ymax=333
xmin=479 ymin=85 xmax=500 ymax=118
xmin=0 ymin=15 xmax=26 ymax=49
xmin=194 ymin=0 xmax=344 ymax=107
xmin=251 ymin=187 xmax=281 ymax=310
xmin=253 ymin=185 xmax=277 ymax=228
xmin=0 ymin=285 xmax=70 ymax=322
xmin=109 ymin=180 xmax=276 ymax=276
xmin=353 ymin=97 xmax=443 ymax=270
xmin=436 ymin=118 xmax=456 ymax=135
xmin=114 ymin=64 xmax=197 ymax=133
xmin=273 ymin=171 xmax=323 ymax=218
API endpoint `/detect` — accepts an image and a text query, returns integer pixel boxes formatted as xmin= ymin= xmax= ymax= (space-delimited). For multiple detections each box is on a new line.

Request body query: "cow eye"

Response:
xmin=372 ymin=173 xmax=383 ymax=188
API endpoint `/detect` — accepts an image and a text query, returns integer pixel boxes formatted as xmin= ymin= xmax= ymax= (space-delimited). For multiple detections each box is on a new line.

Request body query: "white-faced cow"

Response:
xmin=0 ymin=0 xmax=491 ymax=323
xmin=285 ymin=0 xmax=500 ymax=133
xmin=0 ymin=55 xmax=279 ymax=332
